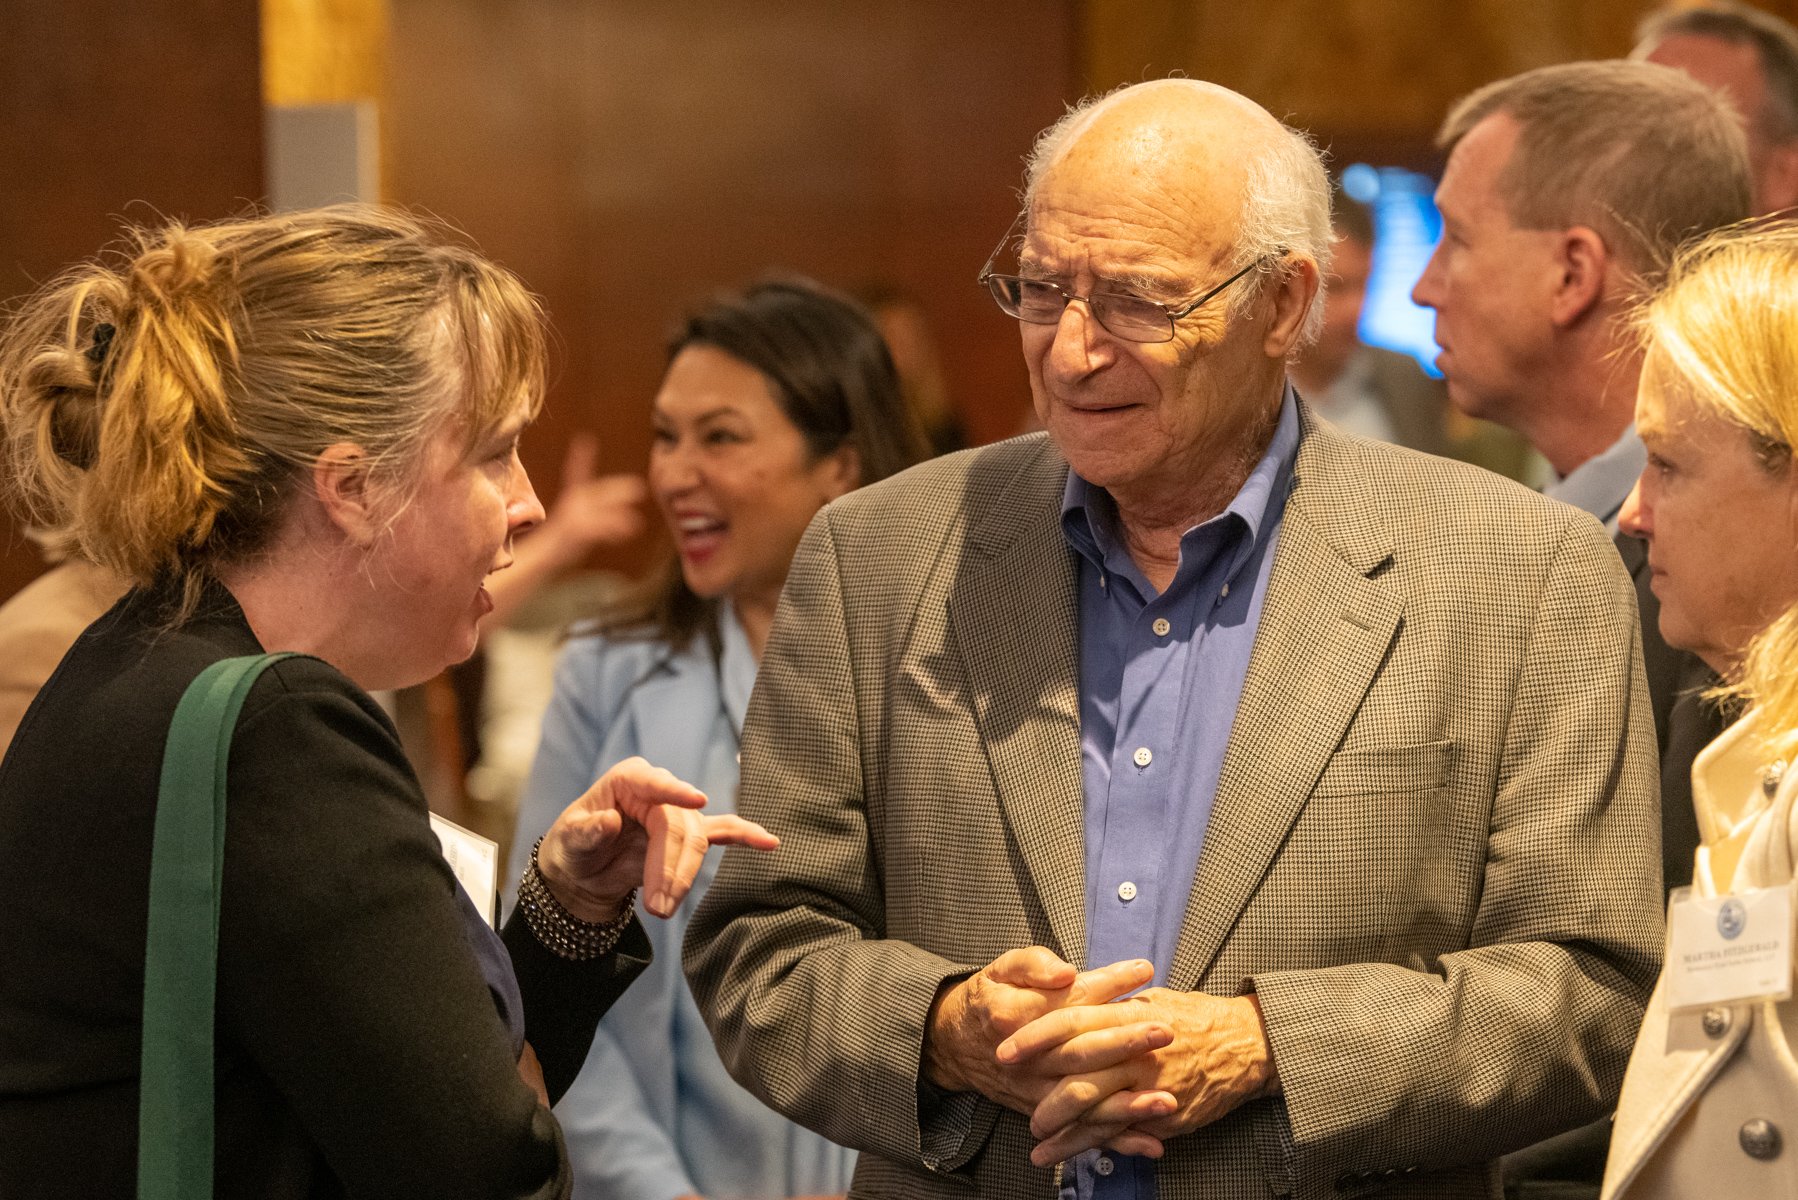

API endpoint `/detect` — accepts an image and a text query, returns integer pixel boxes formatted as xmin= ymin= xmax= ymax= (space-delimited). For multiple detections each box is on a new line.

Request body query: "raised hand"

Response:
xmin=536 ymin=433 xmax=650 ymax=559
xmin=482 ymin=432 xmax=649 ymax=628
xmin=536 ymin=756 xmax=777 ymax=921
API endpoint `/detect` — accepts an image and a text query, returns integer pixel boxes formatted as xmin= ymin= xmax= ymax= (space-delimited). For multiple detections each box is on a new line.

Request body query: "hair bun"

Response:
xmin=127 ymin=228 xmax=227 ymax=308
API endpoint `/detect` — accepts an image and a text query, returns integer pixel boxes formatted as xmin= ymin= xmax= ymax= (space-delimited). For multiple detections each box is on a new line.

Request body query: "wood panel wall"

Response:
xmin=0 ymin=1 xmax=265 ymax=600
xmin=8 ymin=0 xmax=1798 ymax=601
xmin=384 ymin=0 xmax=1079 ymax=581
xmin=1083 ymin=0 xmax=1798 ymax=166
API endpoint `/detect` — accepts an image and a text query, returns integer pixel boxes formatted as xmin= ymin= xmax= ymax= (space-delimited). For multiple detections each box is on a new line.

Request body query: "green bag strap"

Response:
xmin=138 ymin=651 xmax=296 ymax=1200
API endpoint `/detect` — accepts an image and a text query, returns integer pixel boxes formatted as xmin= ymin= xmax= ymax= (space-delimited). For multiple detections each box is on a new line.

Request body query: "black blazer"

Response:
xmin=0 ymin=583 xmax=647 ymax=1199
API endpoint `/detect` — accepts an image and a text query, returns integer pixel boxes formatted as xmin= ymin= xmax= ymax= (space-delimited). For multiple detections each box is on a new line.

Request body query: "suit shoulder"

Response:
xmin=237 ymin=652 xmax=400 ymax=743
xmin=1299 ymin=423 xmax=1624 ymax=608
xmin=1314 ymin=426 xmax=1586 ymax=541
xmin=821 ymin=433 xmax=1061 ymax=540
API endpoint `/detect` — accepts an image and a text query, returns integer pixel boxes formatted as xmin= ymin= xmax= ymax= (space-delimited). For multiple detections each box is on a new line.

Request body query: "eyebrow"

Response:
xmin=469 ymin=420 xmax=525 ymax=461
xmin=652 ymin=405 xmax=745 ymax=426
xmin=1016 ymin=256 xmax=1184 ymax=300
xmin=485 ymin=414 xmax=529 ymax=444
xmin=1102 ymin=268 xmax=1175 ymax=297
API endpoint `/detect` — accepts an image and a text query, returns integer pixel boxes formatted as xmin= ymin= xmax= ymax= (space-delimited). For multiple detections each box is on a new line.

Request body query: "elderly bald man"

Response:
xmin=687 ymin=79 xmax=1662 ymax=1200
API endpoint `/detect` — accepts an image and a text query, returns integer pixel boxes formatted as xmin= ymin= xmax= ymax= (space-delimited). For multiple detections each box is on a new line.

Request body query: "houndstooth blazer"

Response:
xmin=685 ymin=407 xmax=1664 ymax=1200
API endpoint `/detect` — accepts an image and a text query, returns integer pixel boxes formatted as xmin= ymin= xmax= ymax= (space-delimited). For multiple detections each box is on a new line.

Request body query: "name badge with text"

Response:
xmin=1665 ymin=883 xmax=1794 ymax=1012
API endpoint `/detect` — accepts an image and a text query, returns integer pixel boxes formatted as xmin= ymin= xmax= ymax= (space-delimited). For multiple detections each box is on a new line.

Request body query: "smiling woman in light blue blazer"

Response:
xmin=508 ymin=280 xmax=930 ymax=1200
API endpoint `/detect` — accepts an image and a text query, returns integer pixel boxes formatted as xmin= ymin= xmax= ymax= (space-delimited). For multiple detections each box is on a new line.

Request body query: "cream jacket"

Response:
xmin=1605 ymin=716 xmax=1798 ymax=1199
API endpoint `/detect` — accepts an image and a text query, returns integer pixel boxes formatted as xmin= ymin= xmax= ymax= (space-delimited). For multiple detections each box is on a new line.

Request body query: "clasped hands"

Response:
xmin=535 ymin=755 xmax=778 ymax=923
xmin=923 ymin=947 xmax=1279 ymax=1167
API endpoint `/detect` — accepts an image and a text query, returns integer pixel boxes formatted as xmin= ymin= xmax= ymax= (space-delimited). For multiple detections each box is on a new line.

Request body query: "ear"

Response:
xmin=311 ymin=442 xmax=378 ymax=544
xmin=1264 ymin=256 xmax=1321 ymax=360
xmin=816 ymin=442 xmax=863 ymax=501
xmin=1548 ymin=226 xmax=1610 ymax=329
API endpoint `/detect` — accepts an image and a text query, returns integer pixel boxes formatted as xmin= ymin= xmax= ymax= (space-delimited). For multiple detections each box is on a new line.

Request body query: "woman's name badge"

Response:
xmin=1665 ymin=884 xmax=1794 ymax=1012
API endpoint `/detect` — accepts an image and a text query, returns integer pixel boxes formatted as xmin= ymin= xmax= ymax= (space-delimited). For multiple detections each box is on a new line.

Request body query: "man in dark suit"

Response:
xmin=1413 ymin=59 xmax=1749 ymax=892
xmin=1410 ymin=59 xmax=1751 ymax=1199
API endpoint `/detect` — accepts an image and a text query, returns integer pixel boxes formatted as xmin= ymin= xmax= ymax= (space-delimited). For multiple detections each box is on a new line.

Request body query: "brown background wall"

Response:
xmin=6 ymin=0 xmax=1798 ymax=600
xmin=0 ymin=1 xmax=264 ymax=598
xmin=384 ymin=0 xmax=1078 ymax=573
xmin=1082 ymin=0 xmax=1798 ymax=161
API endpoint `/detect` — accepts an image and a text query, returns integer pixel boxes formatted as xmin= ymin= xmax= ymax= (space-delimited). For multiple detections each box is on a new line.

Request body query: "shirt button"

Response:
xmin=1094 ymin=1155 xmax=1115 ymax=1176
xmin=1220 ymin=583 xmax=1231 ymax=599
xmin=1133 ymin=746 xmax=1153 ymax=768
xmin=1152 ymin=617 xmax=1171 ymax=636
xmin=1117 ymin=881 xmax=1138 ymax=902
xmin=1765 ymin=761 xmax=1787 ymax=797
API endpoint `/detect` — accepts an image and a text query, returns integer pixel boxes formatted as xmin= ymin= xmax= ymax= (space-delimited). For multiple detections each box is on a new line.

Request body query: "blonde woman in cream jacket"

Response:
xmin=1604 ymin=223 xmax=1798 ymax=1200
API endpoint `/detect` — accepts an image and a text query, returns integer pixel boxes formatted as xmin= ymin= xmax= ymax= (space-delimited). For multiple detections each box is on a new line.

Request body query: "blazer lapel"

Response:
xmin=1167 ymin=419 xmax=1404 ymax=991
xmin=948 ymin=440 xmax=1088 ymax=968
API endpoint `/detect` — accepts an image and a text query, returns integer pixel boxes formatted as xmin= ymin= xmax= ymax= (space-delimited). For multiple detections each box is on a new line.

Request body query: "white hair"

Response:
xmin=1022 ymin=81 xmax=1334 ymax=347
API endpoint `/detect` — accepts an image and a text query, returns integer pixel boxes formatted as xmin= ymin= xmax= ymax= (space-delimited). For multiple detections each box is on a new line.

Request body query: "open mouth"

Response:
xmin=672 ymin=514 xmax=727 ymax=560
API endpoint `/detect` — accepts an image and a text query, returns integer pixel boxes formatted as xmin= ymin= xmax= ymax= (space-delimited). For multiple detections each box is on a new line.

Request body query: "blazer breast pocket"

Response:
xmin=1310 ymin=739 xmax=1454 ymax=798
xmin=1279 ymin=739 xmax=1470 ymax=963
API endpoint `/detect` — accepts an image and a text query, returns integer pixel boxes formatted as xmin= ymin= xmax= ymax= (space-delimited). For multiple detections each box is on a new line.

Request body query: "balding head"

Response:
xmin=1025 ymin=80 xmax=1281 ymax=196
xmin=1000 ymin=79 xmax=1327 ymax=522
xmin=1022 ymin=80 xmax=1333 ymax=344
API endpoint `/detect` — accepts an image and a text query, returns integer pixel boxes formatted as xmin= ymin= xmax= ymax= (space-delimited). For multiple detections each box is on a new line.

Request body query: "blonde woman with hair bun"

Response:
xmin=0 ymin=206 xmax=774 ymax=1199
xmin=1604 ymin=221 xmax=1798 ymax=1199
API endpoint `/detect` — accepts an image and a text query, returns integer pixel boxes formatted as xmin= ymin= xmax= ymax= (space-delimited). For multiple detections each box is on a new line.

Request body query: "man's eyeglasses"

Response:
xmin=975 ymin=215 xmax=1275 ymax=344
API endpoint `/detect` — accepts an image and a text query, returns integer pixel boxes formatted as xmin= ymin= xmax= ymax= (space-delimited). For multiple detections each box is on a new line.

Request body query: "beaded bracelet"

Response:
xmin=517 ymin=837 xmax=637 ymax=961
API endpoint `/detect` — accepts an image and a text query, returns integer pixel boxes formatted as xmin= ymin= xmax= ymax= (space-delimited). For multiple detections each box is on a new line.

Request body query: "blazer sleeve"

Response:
xmin=1248 ymin=513 xmax=1665 ymax=1191
xmin=684 ymin=510 xmax=981 ymax=1173
xmin=216 ymin=665 xmax=644 ymax=1199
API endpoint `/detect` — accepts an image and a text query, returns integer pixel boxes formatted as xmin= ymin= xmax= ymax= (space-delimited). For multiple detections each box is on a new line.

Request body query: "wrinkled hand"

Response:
xmin=998 ymin=988 xmax=1278 ymax=1166
xmin=536 ymin=756 xmax=778 ymax=922
xmin=923 ymin=948 xmax=1177 ymax=1159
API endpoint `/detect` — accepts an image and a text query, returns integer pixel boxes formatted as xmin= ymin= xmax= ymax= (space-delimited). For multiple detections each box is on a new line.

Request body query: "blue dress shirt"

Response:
xmin=1057 ymin=391 xmax=1300 ymax=1200
xmin=1544 ymin=424 xmax=1645 ymax=534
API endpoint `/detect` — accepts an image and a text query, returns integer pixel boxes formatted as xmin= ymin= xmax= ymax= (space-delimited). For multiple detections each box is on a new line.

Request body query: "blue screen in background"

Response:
xmin=1341 ymin=163 xmax=1442 ymax=377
